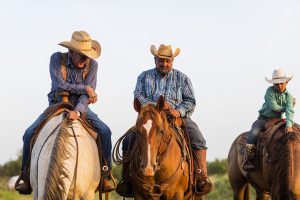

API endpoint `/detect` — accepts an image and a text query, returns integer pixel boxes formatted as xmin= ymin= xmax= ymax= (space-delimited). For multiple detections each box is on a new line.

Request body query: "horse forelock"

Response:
xmin=43 ymin=119 xmax=76 ymax=200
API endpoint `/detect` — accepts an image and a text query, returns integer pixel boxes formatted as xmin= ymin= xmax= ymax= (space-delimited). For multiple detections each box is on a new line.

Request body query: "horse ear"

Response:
xmin=157 ymin=95 xmax=165 ymax=111
xmin=133 ymin=98 xmax=141 ymax=112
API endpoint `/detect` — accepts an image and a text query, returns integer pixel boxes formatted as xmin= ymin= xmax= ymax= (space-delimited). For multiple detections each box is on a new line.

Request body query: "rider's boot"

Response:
xmin=15 ymin=168 xmax=32 ymax=195
xmin=116 ymin=151 xmax=133 ymax=197
xmin=102 ymin=170 xmax=116 ymax=193
xmin=95 ymin=134 xmax=115 ymax=193
xmin=194 ymin=149 xmax=213 ymax=195
xmin=243 ymin=144 xmax=256 ymax=171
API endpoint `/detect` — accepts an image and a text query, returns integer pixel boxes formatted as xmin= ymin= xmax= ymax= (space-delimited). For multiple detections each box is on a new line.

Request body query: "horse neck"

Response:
xmin=271 ymin=130 xmax=300 ymax=199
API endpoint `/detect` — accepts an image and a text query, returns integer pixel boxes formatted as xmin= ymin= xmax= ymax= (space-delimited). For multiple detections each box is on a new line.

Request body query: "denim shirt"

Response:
xmin=259 ymin=86 xmax=294 ymax=127
xmin=134 ymin=68 xmax=196 ymax=117
xmin=47 ymin=52 xmax=98 ymax=113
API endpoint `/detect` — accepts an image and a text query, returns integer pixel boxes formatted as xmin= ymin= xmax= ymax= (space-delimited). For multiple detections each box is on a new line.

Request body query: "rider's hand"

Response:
xmin=169 ymin=108 xmax=181 ymax=118
xmin=164 ymin=101 xmax=170 ymax=110
xmin=86 ymin=85 xmax=97 ymax=97
xmin=89 ymin=95 xmax=98 ymax=104
xmin=293 ymin=98 xmax=296 ymax=107
xmin=68 ymin=111 xmax=80 ymax=120
xmin=285 ymin=126 xmax=293 ymax=133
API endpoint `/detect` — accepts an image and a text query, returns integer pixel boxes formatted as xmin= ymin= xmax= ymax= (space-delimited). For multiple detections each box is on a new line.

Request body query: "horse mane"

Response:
xmin=43 ymin=119 xmax=76 ymax=200
xmin=271 ymin=129 xmax=300 ymax=199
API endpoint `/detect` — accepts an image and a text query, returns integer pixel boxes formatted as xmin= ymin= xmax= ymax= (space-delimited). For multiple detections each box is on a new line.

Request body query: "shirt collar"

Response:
xmin=154 ymin=68 xmax=173 ymax=79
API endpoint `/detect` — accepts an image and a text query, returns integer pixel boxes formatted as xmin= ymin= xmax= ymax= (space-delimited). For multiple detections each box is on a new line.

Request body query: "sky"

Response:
xmin=1 ymin=0 xmax=300 ymax=164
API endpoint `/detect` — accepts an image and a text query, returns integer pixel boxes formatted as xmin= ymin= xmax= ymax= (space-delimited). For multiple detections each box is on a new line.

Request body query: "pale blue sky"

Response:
xmin=1 ymin=0 xmax=300 ymax=164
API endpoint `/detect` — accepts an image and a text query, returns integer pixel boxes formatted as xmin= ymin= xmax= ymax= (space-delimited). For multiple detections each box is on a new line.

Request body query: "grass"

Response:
xmin=0 ymin=174 xmax=257 ymax=200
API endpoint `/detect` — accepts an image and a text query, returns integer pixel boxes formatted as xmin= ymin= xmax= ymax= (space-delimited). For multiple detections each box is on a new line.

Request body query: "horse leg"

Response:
xmin=173 ymin=190 xmax=184 ymax=200
xmin=256 ymin=190 xmax=270 ymax=200
xmin=134 ymin=192 xmax=145 ymax=200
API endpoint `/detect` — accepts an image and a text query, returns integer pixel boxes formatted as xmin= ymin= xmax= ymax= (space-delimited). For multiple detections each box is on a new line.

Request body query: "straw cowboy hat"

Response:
xmin=265 ymin=68 xmax=293 ymax=84
xmin=150 ymin=44 xmax=180 ymax=59
xmin=59 ymin=31 xmax=101 ymax=59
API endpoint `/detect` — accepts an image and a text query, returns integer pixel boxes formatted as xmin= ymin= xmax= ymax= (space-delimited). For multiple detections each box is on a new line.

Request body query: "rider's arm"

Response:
xmin=75 ymin=94 xmax=90 ymax=114
xmin=176 ymin=76 xmax=196 ymax=117
xmin=134 ymin=71 xmax=156 ymax=106
xmin=49 ymin=52 xmax=97 ymax=95
xmin=285 ymin=93 xmax=294 ymax=128
xmin=74 ymin=60 xmax=98 ymax=114
xmin=264 ymin=87 xmax=284 ymax=113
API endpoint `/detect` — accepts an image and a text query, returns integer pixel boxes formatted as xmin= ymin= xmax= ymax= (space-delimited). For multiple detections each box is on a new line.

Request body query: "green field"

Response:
xmin=0 ymin=158 xmax=258 ymax=200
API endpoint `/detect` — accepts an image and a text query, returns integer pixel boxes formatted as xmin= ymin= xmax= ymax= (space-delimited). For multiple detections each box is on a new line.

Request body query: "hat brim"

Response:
xmin=150 ymin=45 xmax=180 ymax=59
xmin=265 ymin=76 xmax=293 ymax=84
xmin=59 ymin=40 xmax=101 ymax=59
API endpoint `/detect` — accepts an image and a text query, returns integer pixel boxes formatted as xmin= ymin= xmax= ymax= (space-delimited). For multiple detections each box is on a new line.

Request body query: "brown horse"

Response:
xmin=126 ymin=96 xmax=194 ymax=199
xmin=228 ymin=122 xmax=300 ymax=200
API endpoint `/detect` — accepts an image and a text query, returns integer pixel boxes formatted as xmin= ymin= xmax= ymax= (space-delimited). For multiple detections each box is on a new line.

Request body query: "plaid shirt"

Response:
xmin=134 ymin=68 xmax=196 ymax=117
xmin=47 ymin=52 xmax=98 ymax=113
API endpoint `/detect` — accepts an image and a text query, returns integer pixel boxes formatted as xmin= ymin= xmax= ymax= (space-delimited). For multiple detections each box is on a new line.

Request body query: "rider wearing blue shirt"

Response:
xmin=16 ymin=31 xmax=115 ymax=194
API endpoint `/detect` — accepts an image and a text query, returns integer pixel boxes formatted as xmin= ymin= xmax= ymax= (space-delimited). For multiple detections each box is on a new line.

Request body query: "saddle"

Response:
xmin=238 ymin=121 xmax=300 ymax=171
xmin=30 ymin=103 xmax=98 ymax=152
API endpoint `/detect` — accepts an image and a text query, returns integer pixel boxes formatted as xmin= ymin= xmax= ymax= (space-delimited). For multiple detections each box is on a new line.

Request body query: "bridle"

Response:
xmin=131 ymin=110 xmax=188 ymax=199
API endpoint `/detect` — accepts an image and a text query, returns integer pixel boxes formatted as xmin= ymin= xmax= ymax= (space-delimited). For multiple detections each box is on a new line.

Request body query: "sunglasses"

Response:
xmin=75 ymin=52 xmax=88 ymax=61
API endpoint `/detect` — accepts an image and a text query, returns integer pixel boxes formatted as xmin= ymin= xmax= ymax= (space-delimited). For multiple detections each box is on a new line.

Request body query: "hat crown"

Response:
xmin=157 ymin=44 xmax=173 ymax=57
xmin=272 ymin=68 xmax=287 ymax=79
xmin=70 ymin=31 xmax=92 ymax=51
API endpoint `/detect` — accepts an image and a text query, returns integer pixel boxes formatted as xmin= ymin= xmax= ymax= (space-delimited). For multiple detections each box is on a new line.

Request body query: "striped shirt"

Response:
xmin=134 ymin=68 xmax=196 ymax=117
xmin=47 ymin=52 xmax=98 ymax=113
xmin=259 ymin=86 xmax=294 ymax=127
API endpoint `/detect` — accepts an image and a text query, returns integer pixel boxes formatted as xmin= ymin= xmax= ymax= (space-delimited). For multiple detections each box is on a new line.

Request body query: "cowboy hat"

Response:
xmin=59 ymin=31 xmax=101 ymax=59
xmin=150 ymin=44 xmax=180 ymax=59
xmin=265 ymin=68 xmax=293 ymax=84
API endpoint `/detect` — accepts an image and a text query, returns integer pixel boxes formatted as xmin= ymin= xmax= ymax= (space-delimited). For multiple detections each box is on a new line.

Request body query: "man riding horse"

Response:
xmin=243 ymin=68 xmax=296 ymax=171
xmin=116 ymin=44 xmax=213 ymax=196
xmin=15 ymin=31 xmax=115 ymax=194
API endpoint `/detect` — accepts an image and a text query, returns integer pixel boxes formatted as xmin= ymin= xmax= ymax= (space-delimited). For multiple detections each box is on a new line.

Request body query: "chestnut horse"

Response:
xmin=228 ymin=122 xmax=300 ymax=200
xmin=122 ymin=96 xmax=196 ymax=199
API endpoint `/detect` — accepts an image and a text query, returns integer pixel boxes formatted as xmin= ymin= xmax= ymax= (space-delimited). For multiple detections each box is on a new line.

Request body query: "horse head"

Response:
xmin=134 ymin=96 xmax=170 ymax=177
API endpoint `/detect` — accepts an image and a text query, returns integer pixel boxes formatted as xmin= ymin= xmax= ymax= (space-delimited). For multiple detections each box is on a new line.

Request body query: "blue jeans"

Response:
xmin=122 ymin=117 xmax=207 ymax=151
xmin=246 ymin=116 xmax=268 ymax=144
xmin=21 ymin=108 xmax=112 ymax=170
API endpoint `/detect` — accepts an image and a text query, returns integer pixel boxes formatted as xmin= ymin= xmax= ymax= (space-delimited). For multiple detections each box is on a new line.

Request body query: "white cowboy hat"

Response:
xmin=150 ymin=44 xmax=180 ymax=59
xmin=265 ymin=68 xmax=293 ymax=84
xmin=59 ymin=31 xmax=101 ymax=59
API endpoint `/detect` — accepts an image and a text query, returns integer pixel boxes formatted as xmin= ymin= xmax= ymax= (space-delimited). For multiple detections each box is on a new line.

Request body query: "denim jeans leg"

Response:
xmin=86 ymin=108 xmax=112 ymax=169
xmin=246 ymin=118 xmax=267 ymax=144
xmin=21 ymin=112 xmax=46 ymax=170
xmin=183 ymin=117 xmax=207 ymax=150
